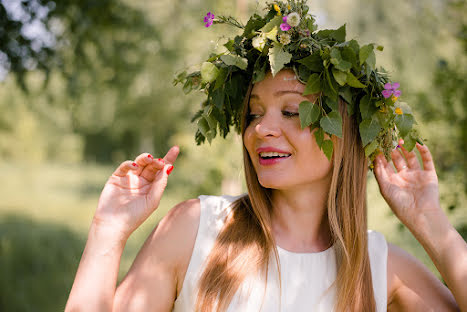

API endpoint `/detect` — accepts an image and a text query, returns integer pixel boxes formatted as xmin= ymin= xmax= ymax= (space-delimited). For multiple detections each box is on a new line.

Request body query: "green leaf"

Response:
xmin=359 ymin=44 xmax=374 ymax=65
xmin=268 ymin=43 xmax=292 ymax=77
xmin=330 ymin=48 xmax=342 ymax=65
xmin=365 ymin=50 xmax=376 ymax=70
xmin=359 ymin=116 xmax=382 ymax=147
xmin=332 ymin=68 xmax=347 ymax=86
xmin=297 ymin=54 xmax=324 ymax=72
xmin=214 ymin=67 xmax=228 ymax=90
xmin=224 ymin=40 xmax=235 ymax=52
xmin=265 ymin=26 xmax=278 ymax=42
xmin=260 ymin=15 xmax=282 ymax=32
xmin=395 ymin=113 xmax=414 ymax=138
xmin=299 ymin=100 xmax=320 ymax=129
xmin=339 ymin=86 xmax=353 ymax=105
xmin=402 ymin=130 xmax=417 ymax=152
xmin=304 ymin=73 xmax=321 ymax=95
xmin=348 ymin=39 xmax=360 ymax=55
xmin=314 ymin=127 xmax=324 ymax=147
xmin=320 ymin=111 xmax=343 ymax=138
xmin=220 ymin=55 xmax=248 ymax=70
xmin=253 ymin=59 xmax=267 ymax=83
xmin=341 ymin=46 xmax=358 ymax=69
xmin=324 ymin=97 xmax=339 ymax=111
xmin=322 ymin=140 xmax=334 ymax=161
xmin=364 ymin=140 xmax=379 ymax=157
xmin=376 ymin=45 xmax=384 ymax=51
xmin=346 ymin=72 xmax=366 ymax=88
xmin=330 ymin=24 xmax=346 ymax=43
xmin=198 ymin=117 xmax=212 ymax=144
xmin=359 ymin=94 xmax=372 ymax=119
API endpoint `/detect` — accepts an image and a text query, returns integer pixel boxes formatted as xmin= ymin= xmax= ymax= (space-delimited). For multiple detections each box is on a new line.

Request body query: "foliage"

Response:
xmin=175 ymin=0 xmax=424 ymax=171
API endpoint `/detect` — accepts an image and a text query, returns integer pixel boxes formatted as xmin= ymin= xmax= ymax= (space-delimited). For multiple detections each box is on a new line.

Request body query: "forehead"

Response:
xmin=251 ymin=69 xmax=305 ymax=97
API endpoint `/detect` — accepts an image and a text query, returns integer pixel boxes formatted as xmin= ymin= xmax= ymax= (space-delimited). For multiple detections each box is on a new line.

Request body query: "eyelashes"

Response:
xmin=248 ymin=111 xmax=299 ymax=120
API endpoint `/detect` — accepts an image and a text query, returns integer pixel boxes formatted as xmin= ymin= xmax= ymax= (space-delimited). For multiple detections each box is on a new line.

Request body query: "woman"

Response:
xmin=66 ymin=2 xmax=466 ymax=311
xmin=65 ymin=69 xmax=465 ymax=311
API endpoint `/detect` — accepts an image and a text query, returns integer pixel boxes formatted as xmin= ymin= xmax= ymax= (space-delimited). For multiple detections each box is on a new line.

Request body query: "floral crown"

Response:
xmin=173 ymin=0 xmax=424 ymax=170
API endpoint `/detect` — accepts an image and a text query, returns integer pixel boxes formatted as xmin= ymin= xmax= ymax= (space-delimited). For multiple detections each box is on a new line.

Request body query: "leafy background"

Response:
xmin=0 ymin=0 xmax=465 ymax=310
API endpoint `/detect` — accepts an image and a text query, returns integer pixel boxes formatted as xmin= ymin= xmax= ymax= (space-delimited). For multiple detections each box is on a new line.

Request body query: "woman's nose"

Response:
xmin=255 ymin=113 xmax=281 ymax=138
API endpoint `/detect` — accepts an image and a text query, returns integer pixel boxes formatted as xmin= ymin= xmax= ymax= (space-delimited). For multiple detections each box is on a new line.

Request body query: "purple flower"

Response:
xmin=280 ymin=16 xmax=291 ymax=31
xmin=382 ymin=82 xmax=401 ymax=98
xmin=204 ymin=12 xmax=215 ymax=27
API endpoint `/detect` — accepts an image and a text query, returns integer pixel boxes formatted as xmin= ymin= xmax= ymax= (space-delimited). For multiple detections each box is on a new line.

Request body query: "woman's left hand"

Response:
xmin=373 ymin=139 xmax=443 ymax=229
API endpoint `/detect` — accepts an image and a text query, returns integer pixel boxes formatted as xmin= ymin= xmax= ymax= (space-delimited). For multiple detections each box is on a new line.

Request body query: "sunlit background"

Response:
xmin=0 ymin=0 xmax=466 ymax=310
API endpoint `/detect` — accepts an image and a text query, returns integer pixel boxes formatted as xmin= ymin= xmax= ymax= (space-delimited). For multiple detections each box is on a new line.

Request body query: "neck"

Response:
xmin=270 ymin=182 xmax=332 ymax=253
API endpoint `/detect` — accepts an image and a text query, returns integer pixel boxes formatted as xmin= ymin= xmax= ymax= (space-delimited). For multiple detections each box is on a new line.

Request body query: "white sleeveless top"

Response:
xmin=172 ymin=194 xmax=388 ymax=312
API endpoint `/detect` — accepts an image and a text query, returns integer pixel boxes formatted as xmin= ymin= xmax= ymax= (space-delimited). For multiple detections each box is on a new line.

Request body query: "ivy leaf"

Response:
xmin=220 ymin=55 xmax=248 ymax=70
xmin=320 ymin=111 xmax=343 ymax=138
xmin=299 ymin=100 xmax=320 ymax=129
xmin=332 ymin=68 xmax=347 ymax=86
xmin=297 ymin=54 xmax=324 ymax=72
xmin=395 ymin=113 xmax=414 ymax=138
xmin=359 ymin=44 xmax=374 ymax=65
xmin=346 ymin=72 xmax=366 ymax=88
xmin=303 ymin=73 xmax=321 ymax=95
xmin=359 ymin=116 xmax=382 ymax=147
xmin=268 ymin=43 xmax=292 ymax=77
xmin=322 ymin=139 xmax=334 ymax=161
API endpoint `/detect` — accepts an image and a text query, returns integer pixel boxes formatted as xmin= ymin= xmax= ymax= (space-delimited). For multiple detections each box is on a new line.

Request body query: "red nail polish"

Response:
xmin=166 ymin=165 xmax=174 ymax=175
xmin=158 ymin=158 xmax=164 ymax=162
xmin=148 ymin=154 xmax=153 ymax=159
xmin=132 ymin=162 xmax=138 ymax=167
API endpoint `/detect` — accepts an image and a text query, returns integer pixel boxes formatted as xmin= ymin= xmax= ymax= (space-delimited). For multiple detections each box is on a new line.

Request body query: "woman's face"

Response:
xmin=243 ymin=69 xmax=333 ymax=190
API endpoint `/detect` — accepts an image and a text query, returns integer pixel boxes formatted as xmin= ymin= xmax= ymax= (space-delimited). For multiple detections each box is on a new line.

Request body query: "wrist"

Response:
xmin=89 ymin=219 xmax=130 ymax=247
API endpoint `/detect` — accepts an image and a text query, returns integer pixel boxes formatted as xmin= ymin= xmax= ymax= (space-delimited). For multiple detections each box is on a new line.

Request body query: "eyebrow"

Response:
xmin=250 ymin=90 xmax=303 ymax=99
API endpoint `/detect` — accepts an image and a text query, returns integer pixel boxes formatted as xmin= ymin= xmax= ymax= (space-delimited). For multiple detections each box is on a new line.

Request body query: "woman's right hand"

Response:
xmin=91 ymin=146 xmax=180 ymax=241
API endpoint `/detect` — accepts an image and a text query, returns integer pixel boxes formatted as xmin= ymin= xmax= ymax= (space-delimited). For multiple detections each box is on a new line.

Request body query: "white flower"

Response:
xmin=286 ymin=12 xmax=300 ymax=27
xmin=252 ymin=35 xmax=266 ymax=52
xmin=279 ymin=33 xmax=291 ymax=45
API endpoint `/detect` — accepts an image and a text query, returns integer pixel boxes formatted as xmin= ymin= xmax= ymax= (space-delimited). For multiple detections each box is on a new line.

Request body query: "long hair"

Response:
xmin=194 ymin=76 xmax=375 ymax=311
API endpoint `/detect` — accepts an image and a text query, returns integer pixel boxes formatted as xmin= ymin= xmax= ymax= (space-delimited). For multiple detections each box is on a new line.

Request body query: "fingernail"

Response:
xmin=132 ymin=162 xmax=138 ymax=167
xmin=148 ymin=154 xmax=153 ymax=159
xmin=166 ymin=165 xmax=174 ymax=175
xmin=158 ymin=158 xmax=164 ymax=163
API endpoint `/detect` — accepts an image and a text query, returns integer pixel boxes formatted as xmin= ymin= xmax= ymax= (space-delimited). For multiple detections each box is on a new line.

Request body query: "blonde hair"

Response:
xmin=194 ymin=77 xmax=375 ymax=312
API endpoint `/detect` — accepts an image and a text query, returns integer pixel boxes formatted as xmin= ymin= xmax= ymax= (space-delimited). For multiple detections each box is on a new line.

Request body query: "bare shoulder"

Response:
xmin=387 ymin=242 xmax=458 ymax=311
xmin=113 ymin=198 xmax=200 ymax=310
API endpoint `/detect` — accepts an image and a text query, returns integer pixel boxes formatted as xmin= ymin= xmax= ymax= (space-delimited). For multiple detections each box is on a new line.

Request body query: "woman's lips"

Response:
xmin=259 ymin=155 xmax=291 ymax=166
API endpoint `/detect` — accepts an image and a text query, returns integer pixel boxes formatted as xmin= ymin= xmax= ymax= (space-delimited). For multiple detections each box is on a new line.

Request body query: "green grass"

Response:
xmin=0 ymin=161 xmax=465 ymax=311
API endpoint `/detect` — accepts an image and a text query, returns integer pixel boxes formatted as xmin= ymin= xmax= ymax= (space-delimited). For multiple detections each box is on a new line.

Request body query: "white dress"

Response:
xmin=172 ymin=194 xmax=388 ymax=312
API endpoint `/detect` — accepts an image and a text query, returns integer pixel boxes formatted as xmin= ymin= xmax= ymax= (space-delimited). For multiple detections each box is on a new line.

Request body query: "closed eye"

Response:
xmin=282 ymin=111 xmax=299 ymax=118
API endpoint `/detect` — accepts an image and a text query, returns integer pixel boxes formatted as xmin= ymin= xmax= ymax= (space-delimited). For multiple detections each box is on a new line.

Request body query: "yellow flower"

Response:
xmin=274 ymin=4 xmax=281 ymax=15
xmin=288 ymin=5 xmax=291 ymax=10
xmin=395 ymin=107 xmax=403 ymax=115
xmin=391 ymin=95 xmax=398 ymax=102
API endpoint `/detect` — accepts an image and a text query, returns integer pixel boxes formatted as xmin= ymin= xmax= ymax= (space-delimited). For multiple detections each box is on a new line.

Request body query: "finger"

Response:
xmin=113 ymin=160 xmax=139 ymax=177
xmin=373 ymin=152 xmax=394 ymax=183
xmin=416 ymin=142 xmax=435 ymax=171
xmin=163 ymin=145 xmax=180 ymax=165
xmin=147 ymin=164 xmax=175 ymax=209
xmin=398 ymin=138 xmax=421 ymax=170
xmin=133 ymin=153 xmax=156 ymax=175
xmin=391 ymin=145 xmax=408 ymax=172
xmin=140 ymin=157 xmax=166 ymax=183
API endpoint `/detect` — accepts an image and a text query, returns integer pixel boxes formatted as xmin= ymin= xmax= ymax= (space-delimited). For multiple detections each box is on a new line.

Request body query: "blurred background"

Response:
xmin=0 ymin=0 xmax=465 ymax=310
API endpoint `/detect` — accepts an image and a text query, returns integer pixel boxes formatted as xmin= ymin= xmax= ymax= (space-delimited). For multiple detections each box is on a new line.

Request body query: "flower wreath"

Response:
xmin=173 ymin=0 xmax=424 ymax=171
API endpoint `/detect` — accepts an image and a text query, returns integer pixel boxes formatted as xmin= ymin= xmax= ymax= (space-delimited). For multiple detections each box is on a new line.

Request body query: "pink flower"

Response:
xmin=280 ymin=16 xmax=291 ymax=31
xmin=382 ymin=82 xmax=401 ymax=98
xmin=204 ymin=12 xmax=215 ymax=27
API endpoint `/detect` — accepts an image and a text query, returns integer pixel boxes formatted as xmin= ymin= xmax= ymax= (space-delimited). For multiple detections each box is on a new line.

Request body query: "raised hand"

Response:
xmin=373 ymin=139 xmax=442 ymax=229
xmin=92 ymin=146 xmax=180 ymax=240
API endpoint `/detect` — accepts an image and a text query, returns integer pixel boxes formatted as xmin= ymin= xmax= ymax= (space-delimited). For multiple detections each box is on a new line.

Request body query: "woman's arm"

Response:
xmin=373 ymin=140 xmax=466 ymax=310
xmin=65 ymin=147 xmax=179 ymax=311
